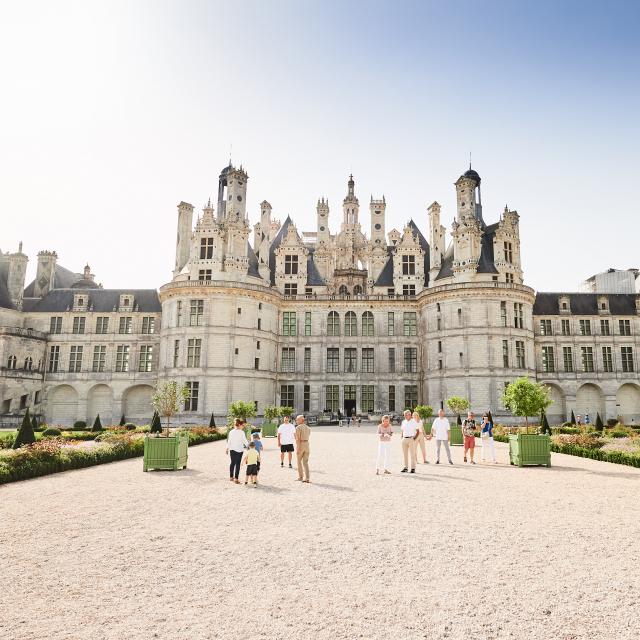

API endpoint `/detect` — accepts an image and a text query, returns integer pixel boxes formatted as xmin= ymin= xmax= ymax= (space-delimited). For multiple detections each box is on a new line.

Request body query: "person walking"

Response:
xmin=277 ymin=415 xmax=296 ymax=468
xmin=413 ymin=411 xmax=429 ymax=464
xmin=226 ymin=418 xmax=249 ymax=483
xmin=243 ymin=441 xmax=260 ymax=486
xmin=462 ymin=410 xmax=477 ymax=464
xmin=294 ymin=414 xmax=311 ymax=483
xmin=252 ymin=432 xmax=263 ymax=474
xmin=480 ymin=412 xmax=497 ymax=463
xmin=400 ymin=409 xmax=418 ymax=473
xmin=431 ymin=409 xmax=453 ymax=465
xmin=376 ymin=415 xmax=393 ymax=475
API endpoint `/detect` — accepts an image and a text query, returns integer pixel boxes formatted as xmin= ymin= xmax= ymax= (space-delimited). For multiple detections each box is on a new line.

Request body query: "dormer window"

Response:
xmin=597 ymin=296 xmax=609 ymax=313
xmin=284 ymin=255 xmax=299 ymax=275
xmin=559 ymin=296 xmax=571 ymax=313
xmin=73 ymin=293 xmax=88 ymax=311
xmin=402 ymin=255 xmax=416 ymax=276
xmin=119 ymin=294 xmax=134 ymax=311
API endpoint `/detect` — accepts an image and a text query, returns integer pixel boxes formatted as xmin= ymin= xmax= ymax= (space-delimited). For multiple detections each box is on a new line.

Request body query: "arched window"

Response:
xmin=353 ymin=284 xmax=363 ymax=296
xmin=345 ymin=311 xmax=357 ymax=336
xmin=327 ymin=311 xmax=340 ymax=336
xmin=362 ymin=311 xmax=374 ymax=336
xmin=338 ymin=285 xmax=349 ymax=296
xmin=7 ymin=355 xmax=17 ymax=370
xmin=24 ymin=357 xmax=33 ymax=371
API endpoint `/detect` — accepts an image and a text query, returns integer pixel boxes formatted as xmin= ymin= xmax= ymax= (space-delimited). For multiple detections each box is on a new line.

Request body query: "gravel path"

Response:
xmin=2 ymin=426 xmax=639 ymax=640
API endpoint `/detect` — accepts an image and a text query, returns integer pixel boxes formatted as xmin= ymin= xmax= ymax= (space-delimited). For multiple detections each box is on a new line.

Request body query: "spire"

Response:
xmin=348 ymin=173 xmax=355 ymax=197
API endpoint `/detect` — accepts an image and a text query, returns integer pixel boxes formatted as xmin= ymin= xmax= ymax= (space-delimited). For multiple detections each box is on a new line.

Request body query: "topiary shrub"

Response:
xmin=570 ymin=410 xmax=576 ymax=425
xmin=92 ymin=414 xmax=103 ymax=432
xmin=607 ymin=418 xmax=618 ymax=428
xmin=31 ymin=414 xmax=39 ymax=431
xmin=595 ymin=413 xmax=604 ymax=431
xmin=124 ymin=423 xmax=137 ymax=431
xmin=42 ymin=427 xmax=62 ymax=437
xmin=119 ymin=414 xmax=126 ymax=426
xmin=209 ymin=412 xmax=216 ymax=428
xmin=149 ymin=411 xmax=162 ymax=434
xmin=73 ymin=421 xmax=87 ymax=430
xmin=13 ymin=408 xmax=36 ymax=449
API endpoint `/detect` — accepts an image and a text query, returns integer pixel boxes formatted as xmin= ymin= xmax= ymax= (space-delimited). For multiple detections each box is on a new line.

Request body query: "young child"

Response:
xmin=244 ymin=441 xmax=260 ymax=486
xmin=252 ymin=432 xmax=263 ymax=476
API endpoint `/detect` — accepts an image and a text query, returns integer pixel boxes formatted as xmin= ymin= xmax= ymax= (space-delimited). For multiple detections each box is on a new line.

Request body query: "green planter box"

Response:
xmin=261 ymin=422 xmax=277 ymax=438
xmin=509 ymin=433 xmax=551 ymax=467
xmin=449 ymin=425 xmax=463 ymax=446
xmin=143 ymin=434 xmax=189 ymax=471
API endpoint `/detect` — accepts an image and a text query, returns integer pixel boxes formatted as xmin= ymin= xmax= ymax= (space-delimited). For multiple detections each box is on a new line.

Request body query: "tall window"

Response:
xmin=402 ymin=284 xmax=416 ymax=296
xmin=362 ymin=311 xmax=374 ymax=336
xmin=600 ymin=319 xmax=610 ymax=335
xmin=513 ymin=304 xmax=523 ymax=329
xmin=619 ymin=319 xmax=631 ymax=336
xmin=187 ymin=339 xmax=202 ymax=367
xmin=344 ymin=385 xmax=356 ymax=409
xmin=304 ymin=347 xmax=311 ymax=373
xmin=96 ymin=317 xmax=109 ymax=334
xmin=621 ymin=346 xmax=634 ymax=372
xmin=542 ymin=346 xmax=555 ymax=373
xmin=139 ymin=345 xmax=153 ymax=372
xmin=403 ymin=312 xmax=417 ymax=336
xmin=361 ymin=386 xmax=374 ymax=413
xmin=563 ymin=346 xmax=573 ymax=372
xmin=540 ymin=319 xmax=552 ymax=335
xmin=402 ymin=254 xmax=416 ymax=275
xmin=388 ymin=385 xmax=396 ymax=412
xmin=326 ymin=348 xmax=339 ymax=373
xmin=24 ymin=357 xmax=32 ymax=371
xmin=141 ymin=317 xmax=155 ymax=334
xmin=327 ymin=311 xmax=340 ymax=336
xmin=515 ymin=341 xmax=525 ymax=368
xmin=173 ymin=340 xmax=180 ymax=367
xmin=284 ymin=283 xmax=298 ymax=296
xmin=72 ymin=317 xmax=86 ymax=334
xmin=116 ymin=345 xmax=130 ymax=372
xmin=281 ymin=347 xmax=296 ymax=372
xmin=362 ymin=348 xmax=375 ymax=373
xmin=504 ymin=242 xmax=513 ymax=263
xmin=561 ymin=319 xmax=570 ymax=336
xmin=344 ymin=348 xmax=357 ymax=373
xmin=92 ymin=345 xmax=106 ymax=372
xmin=282 ymin=311 xmax=297 ymax=336
xmin=303 ymin=385 xmax=310 ymax=412
xmin=304 ymin=311 xmax=312 ymax=336
xmin=388 ymin=347 xmax=395 ymax=373
xmin=500 ymin=302 xmax=507 ymax=327
xmin=48 ymin=346 xmax=60 ymax=373
xmin=176 ymin=300 xmax=182 ymax=326
xmin=387 ymin=312 xmax=395 ymax=336
xmin=185 ymin=382 xmax=199 ymax=411
xmin=602 ymin=346 xmax=613 ymax=372
xmin=50 ymin=317 xmax=62 ymax=334
xmin=118 ymin=316 xmax=132 ymax=334
xmin=505 ymin=272 xmax=514 ymax=284
xmin=281 ymin=385 xmax=295 ymax=408
xmin=325 ymin=386 xmax=339 ymax=412
xmin=579 ymin=319 xmax=591 ymax=336
xmin=345 ymin=311 xmax=357 ymax=336
xmin=581 ymin=346 xmax=594 ymax=372
xmin=198 ymin=269 xmax=212 ymax=281
xmin=69 ymin=346 xmax=83 ymax=372
xmin=284 ymin=255 xmax=299 ymax=274
xmin=190 ymin=300 xmax=204 ymax=326
xmin=404 ymin=347 xmax=417 ymax=373
xmin=200 ymin=237 xmax=214 ymax=259
xmin=404 ymin=386 xmax=418 ymax=411
xmin=502 ymin=340 xmax=509 ymax=367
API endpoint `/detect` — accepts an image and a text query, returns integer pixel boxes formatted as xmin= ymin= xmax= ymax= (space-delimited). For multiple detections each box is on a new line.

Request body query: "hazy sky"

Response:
xmin=1 ymin=0 xmax=639 ymax=291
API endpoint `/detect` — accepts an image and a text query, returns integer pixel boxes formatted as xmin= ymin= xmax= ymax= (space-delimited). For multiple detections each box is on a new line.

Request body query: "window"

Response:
xmin=361 ymin=386 xmax=374 ymax=413
xmin=457 ymin=308 xmax=463 ymax=326
xmin=92 ymin=346 xmax=106 ymax=372
xmin=173 ymin=340 xmax=180 ymax=367
xmin=388 ymin=347 xmax=395 ymax=373
xmin=187 ymin=339 xmax=202 ymax=367
xmin=237 ymin=307 xmax=242 ymax=314
xmin=257 ymin=318 xmax=262 ymax=330
xmin=619 ymin=319 xmax=631 ymax=336
xmin=580 ymin=346 xmax=594 ymax=372
xmin=96 ymin=317 xmax=109 ymax=334
xmin=24 ymin=357 xmax=32 ymax=371
xmin=185 ymin=382 xmax=199 ymax=411
xmin=190 ymin=300 xmax=204 ymax=326
xmin=387 ymin=312 xmax=395 ymax=336
xmin=344 ymin=348 xmax=357 ymax=373
xmin=325 ymin=386 xmax=339 ymax=412
xmin=48 ymin=346 xmax=60 ymax=373
xmin=513 ymin=304 xmax=523 ymax=329
xmin=304 ymin=347 xmax=311 ymax=373
xmin=438 ymin=359 xmax=443 ymax=370
xmin=200 ymin=237 xmax=214 ymax=259
xmin=542 ymin=346 xmax=555 ymax=373
xmin=304 ymin=311 xmax=311 ymax=336
xmin=602 ymin=346 xmax=613 ymax=373
xmin=326 ymin=348 xmax=340 ymax=373
xmin=284 ymin=283 xmax=298 ymax=296
xmin=403 ymin=312 xmax=417 ymax=336
xmin=118 ymin=317 xmax=132 ymax=334
xmin=600 ymin=319 xmax=610 ymax=336
xmin=504 ymin=242 xmax=513 ymax=263
xmin=404 ymin=386 xmax=418 ymax=411
xmin=256 ymin=340 xmax=260 ymax=350
xmin=327 ymin=311 xmax=340 ymax=336
xmin=362 ymin=311 xmax=374 ymax=336
xmin=69 ymin=346 xmax=83 ymax=373
xmin=139 ymin=345 xmax=153 ymax=372
xmin=7 ymin=355 xmax=16 ymax=369
xmin=621 ymin=346 xmax=634 ymax=372
xmin=254 ymin=358 xmax=260 ymax=370
xmin=362 ymin=348 xmax=375 ymax=373
xmin=284 ymin=255 xmax=299 ymax=275
xmin=281 ymin=347 xmax=296 ymax=372
xmin=20 ymin=394 xmax=28 ymax=410
xmin=141 ymin=317 xmax=155 ymax=334
xmin=176 ymin=300 xmax=182 ymax=326
xmin=344 ymin=385 xmax=356 ymax=408
xmin=499 ymin=302 xmax=507 ymax=328
xmin=579 ymin=319 xmax=591 ymax=336
xmin=402 ymin=284 xmax=416 ymax=296
xmin=345 ymin=311 xmax=357 ymax=336
xmin=303 ymin=385 xmax=310 ymax=412
xmin=561 ymin=319 xmax=570 ymax=336
xmin=505 ymin=273 xmax=514 ymax=284
xmin=402 ymin=254 xmax=416 ymax=275
xmin=437 ymin=317 xmax=441 ymax=331
xmin=115 ymin=345 xmax=130 ymax=372
xmin=72 ymin=317 xmax=86 ymax=334
xmin=50 ymin=317 xmax=62 ymax=334
xmin=281 ymin=385 xmax=295 ymax=408
xmin=515 ymin=341 xmax=525 ymax=368
xmin=502 ymin=340 xmax=509 ymax=367
xmin=540 ymin=319 xmax=552 ymax=335
xmin=282 ymin=311 xmax=297 ymax=336
xmin=404 ymin=347 xmax=417 ymax=373
xmin=388 ymin=385 xmax=396 ymax=412
xmin=563 ymin=347 xmax=573 ymax=372
xmin=198 ymin=269 xmax=212 ymax=281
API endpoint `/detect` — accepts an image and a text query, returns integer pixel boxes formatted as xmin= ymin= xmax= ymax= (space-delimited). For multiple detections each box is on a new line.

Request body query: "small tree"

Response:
xmin=13 ymin=408 xmax=36 ymax=449
xmin=570 ymin=410 xmax=576 ymax=425
xmin=150 ymin=411 xmax=162 ymax=434
xmin=209 ymin=412 xmax=216 ymax=428
xmin=119 ymin=414 xmax=126 ymax=427
xmin=263 ymin=405 xmax=279 ymax=425
xmin=595 ymin=412 xmax=604 ymax=431
xmin=447 ymin=396 xmax=470 ymax=423
xmin=92 ymin=414 xmax=103 ymax=432
xmin=228 ymin=400 xmax=258 ymax=425
xmin=31 ymin=414 xmax=38 ymax=431
xmin=151 ymin=381 xmax=190 ymax=436
xmin=278 ymin=406 xmax=294 ymax=421
xmin=501 ymin=377 xmax=552 ymax=431
xmin=541 ymin=411 xmax=551 ymax=435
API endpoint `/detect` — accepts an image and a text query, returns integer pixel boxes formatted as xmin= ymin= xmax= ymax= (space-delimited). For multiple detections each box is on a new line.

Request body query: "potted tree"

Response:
xmin=446 ymin=396 xmax=469 ymax=446
xmin=414 ymin=404 xmax=433 ymax=435
xmin=228 ymin=400 xmax=258 ymax=438
xmin=261 ymin=405 xmax=279 ymax=438
xmin=144 ymin=381 xmax=190 ymax=471
xmin=502 ymin=377 xmax=552 ymax=467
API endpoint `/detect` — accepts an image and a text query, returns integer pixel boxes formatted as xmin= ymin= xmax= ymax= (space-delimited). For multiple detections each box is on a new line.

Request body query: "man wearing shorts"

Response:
xmin=277 ymin=415 xmax=296 ymax=468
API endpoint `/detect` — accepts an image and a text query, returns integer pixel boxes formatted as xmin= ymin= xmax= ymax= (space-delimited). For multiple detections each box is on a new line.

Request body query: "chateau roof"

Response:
xmin=268 ymin=215 xmax=293 ymax=285
xmin=0 ymin=262 xmax=13 ymax=309
xmin=23 ymin=264 xmax=83 ymax=297
xmin=247 ymin=242 xmax=261 ymax=279
xmin=533 ymin=292 xmax=638 ymax=316
xmin=22 ymin=289 xmax=161 ymax=313
xmin=306 ymin=249 xmax=325 ymax=286
xmin=373 ymin=246 xmax=395 ymax=287
xmin=477 ymin=222 xmax=499 ymax=274
xmin=407 ymin=219 xmax=431 ymax=286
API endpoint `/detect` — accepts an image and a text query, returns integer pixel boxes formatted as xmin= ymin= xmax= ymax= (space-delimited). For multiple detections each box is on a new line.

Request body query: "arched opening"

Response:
xmin=48 ymin=385 xmax=79 ymax=426
xmin=327 ymin=311 xmax=340 ymax=336
xmin=353 ymin=285 xmax=363 ymax=296
xmin=544 ymin=383 xmax=566 ymax=424
xmin=24 ymin=357 xmax=33 ymax=371
xmin=362 ymin=311 xmax=374 ymax=336
xmin=616 ymin=384 xmax=640 ymax=425
xmin=575 ymin=383 xmax=604 ymax=423
xmin=344 ymin=311 xmax=357 ymax=336
xmin=88 ymin=384 xmax=114 ymax=425
xmin=7 ymin=355 xmax=16 ymax=369
xmin=338 ymin=285 xmax=349 ymax=296
xmin=122 ymin=384 xmax=154 ymax=425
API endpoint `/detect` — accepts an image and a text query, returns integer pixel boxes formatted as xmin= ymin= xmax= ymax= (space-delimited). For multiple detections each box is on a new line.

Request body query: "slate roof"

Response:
xmin=0 ymin=262 xmax=14 ymax=309
xmin=533 ymin=293 xmax=638 ymax=316
xmin=477 ymin=222 xmax=499 ymax=274
xmin=247 ymin=242 xmax=262 ymax=279
xmin=373 ymin=246 xmax=395 ymax=287
xmin=268 ymin=216 xmax=293 ymax=285
xmin=407 ymin=219 xmax=431 ymax=286
xmin=23 ymin=264 xmax=82 ymax=297
xmin=435 ymin=246 xmax=455 ymax=280
xmin=22 ymin=289 xmax=161 ymax=313
xmin=306 ymin=249 xmax=325 ymax=286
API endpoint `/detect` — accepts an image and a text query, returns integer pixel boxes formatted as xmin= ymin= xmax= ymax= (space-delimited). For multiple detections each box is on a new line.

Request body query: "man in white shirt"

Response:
xmin=431 ymin=409 xmax=453 ymax=465
xmin=277 ymin=415 xmax=296 ymax=468
xmin=400 ymin=409 xmax=418 ymax=473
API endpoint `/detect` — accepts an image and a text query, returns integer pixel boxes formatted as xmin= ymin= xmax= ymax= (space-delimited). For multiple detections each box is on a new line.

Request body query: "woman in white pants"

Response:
xmin=376 ymin=415 xmax=393 ymax=475
xmin=480 ymin=412 xmax=497 ymax=463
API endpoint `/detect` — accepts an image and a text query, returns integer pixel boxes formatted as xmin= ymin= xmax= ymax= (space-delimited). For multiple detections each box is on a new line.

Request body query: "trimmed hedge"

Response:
xmin=550 ymin=442 xmax=640 ymax=468
xmin=42 ymin=428 xmax=62 ymax=437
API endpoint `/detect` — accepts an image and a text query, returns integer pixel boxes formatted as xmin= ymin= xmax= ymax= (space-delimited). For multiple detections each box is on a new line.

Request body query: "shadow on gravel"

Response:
xmin=309 ymin=482 xmax=354 ymax=492
xmin=550 ymin=465 xmax=640 ymax=480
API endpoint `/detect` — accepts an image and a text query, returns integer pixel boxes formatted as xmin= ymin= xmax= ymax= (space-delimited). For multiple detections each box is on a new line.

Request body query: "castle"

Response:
xmin=1 ymin=164 xmax=639 ymax=425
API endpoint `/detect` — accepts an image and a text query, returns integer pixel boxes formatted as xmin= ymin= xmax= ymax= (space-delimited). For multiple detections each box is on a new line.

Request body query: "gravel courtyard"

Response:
xmin=2 ymin=426 xmax=639 ymax=640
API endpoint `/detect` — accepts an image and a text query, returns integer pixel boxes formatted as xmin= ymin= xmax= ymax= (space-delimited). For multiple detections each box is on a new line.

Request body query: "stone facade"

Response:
xmin=1 ymin=164 xmax=639 ymax=425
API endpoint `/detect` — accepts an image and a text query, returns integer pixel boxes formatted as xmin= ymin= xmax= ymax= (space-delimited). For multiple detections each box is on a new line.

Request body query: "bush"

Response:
xmin=92 ymin=415 xmax=103 ymax=432
xmin=73 ymin=421 xmax=87 ymax=430
xmin=42 ymin=428 xmax=62 ymax=437
xmin=607 ymin=418 xmax=619 ymax=427
xmin=552 ymin=433 xmax=603 ymax=449
xmin=551 ymin=442 xmax=640 ymax=468
xmin=553 ymin=426 xmax=580 ymax=435
xmin=124 ymin=423 xmax=137 ymax=431
xmin=609 ymin=430 xmax=629 ymax=438
xmin=13 ymin=409 xmax=36 ymax=449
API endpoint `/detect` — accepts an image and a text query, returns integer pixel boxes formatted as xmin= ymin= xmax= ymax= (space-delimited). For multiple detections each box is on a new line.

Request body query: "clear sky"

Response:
xmin=1 ymin=0 xmax=639 ymax=291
